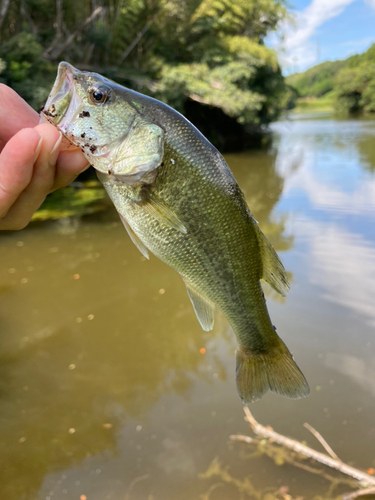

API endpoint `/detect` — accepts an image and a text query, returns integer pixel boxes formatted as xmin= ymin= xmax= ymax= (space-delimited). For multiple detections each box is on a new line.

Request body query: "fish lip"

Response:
xmin=41 ymin=62 xmax=78 ymax=125
xmin=50 ymin=61 xmax=78 ymax=99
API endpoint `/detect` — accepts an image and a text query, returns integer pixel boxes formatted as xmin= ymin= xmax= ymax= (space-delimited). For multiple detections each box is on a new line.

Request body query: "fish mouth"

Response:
xmin=41 ymin=62 xmax=82 ymax=134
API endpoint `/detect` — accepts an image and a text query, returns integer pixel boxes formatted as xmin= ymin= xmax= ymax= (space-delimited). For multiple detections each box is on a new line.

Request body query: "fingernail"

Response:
xmin=48 ymin=132 xmax=63 ymax=165
xmin=34 ymin=135 xmax=43 ymax=159
xmin=79 ymin=162 xmax=91 ymax=174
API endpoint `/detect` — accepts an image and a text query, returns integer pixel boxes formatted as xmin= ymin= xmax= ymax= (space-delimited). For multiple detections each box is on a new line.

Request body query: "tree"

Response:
xmin=335 ymin=62 xmax=375 ymax=113
xmin=0 ymin=0 xmax=290 ymax=147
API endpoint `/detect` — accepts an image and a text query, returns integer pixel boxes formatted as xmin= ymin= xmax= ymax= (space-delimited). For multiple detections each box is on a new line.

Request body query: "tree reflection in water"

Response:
xmin=0 ymin=146 xmax=293 ymax=499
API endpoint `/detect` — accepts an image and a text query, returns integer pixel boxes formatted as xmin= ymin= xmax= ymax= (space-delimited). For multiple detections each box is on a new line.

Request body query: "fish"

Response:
xmin=42 ymin=61 xmax=309 ymax=404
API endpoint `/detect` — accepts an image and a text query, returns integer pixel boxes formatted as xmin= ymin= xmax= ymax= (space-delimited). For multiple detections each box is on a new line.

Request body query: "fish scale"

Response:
xmin=42 ymin=61 xmax=309 ymax=404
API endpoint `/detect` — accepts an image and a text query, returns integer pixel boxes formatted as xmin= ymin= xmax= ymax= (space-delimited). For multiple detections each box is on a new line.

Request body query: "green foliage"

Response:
xmin=156 ymin=61 xmax=266 ymax=125
xmin=286 ymin=60 xmax=345 ymax=98
xmin=0 ymin=0 xmax=290 ymax=141
xmin=278 ymin=84 xmax=299 ymax=110
xmin=335 ymin=62 xmax=375 ymax=113
xmin=31 ymin=182 xmax=107 ymax=221
xmin=0 ymin=32 xmax=56 ymax=109
xmin=286 ymin=43 xmax=375 ymax=115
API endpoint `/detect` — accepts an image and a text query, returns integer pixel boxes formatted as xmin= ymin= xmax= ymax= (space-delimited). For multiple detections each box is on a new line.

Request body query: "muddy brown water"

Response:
xmin=1 ymin=114 xmax=375 ymax=499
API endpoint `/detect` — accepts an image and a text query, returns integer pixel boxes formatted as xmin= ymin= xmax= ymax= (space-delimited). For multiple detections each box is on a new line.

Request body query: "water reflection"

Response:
xmin=358 ymin=134 xmax=375 ymax=173
xmin=226 ymin=150 xmax=294 ymax=253
xmin=1 ymin=115 xmax=375 ymax=499
xmin=296 ymin=220 xmax=375 ymax=327
xmin=325 ymin=352 xmax=375 ymax=396
xmin=0 ymin=219 xmax=229 ymax=498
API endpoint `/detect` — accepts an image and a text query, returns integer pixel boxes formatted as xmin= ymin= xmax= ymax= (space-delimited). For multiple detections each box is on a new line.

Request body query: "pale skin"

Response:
xmin=0 ymin=84 xmax=89 ymax=230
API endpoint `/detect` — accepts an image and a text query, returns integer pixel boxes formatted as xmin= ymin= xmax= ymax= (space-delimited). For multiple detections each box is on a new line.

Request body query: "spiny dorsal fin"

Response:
xmin=142 ymin=195 xmax=187 ymax=234
xmin=254 ymin=223 xmax=289 ymax=297
xmin=119 ymin=213 xmax=149 ymax=259
xmin=183 ymin=279 xmax=215 ymax=331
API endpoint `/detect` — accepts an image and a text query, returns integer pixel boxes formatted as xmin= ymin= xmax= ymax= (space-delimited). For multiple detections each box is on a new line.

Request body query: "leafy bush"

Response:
xmin=0 ymin=0 xmax=290 ymax=146
xmin=335 ymin=63 xmax=375 ymax=113
xmin=0 ymin=32 xmax=56 ymax=109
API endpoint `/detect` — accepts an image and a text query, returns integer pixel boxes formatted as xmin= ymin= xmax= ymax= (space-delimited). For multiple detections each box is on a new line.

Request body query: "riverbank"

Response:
xmin=293 ymin=93 xmax=335 ymax=113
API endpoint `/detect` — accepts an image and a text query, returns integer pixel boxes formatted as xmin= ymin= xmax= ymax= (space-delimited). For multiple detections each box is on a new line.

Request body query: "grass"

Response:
xmin=293 ymin=92 xmax=335 ymax=113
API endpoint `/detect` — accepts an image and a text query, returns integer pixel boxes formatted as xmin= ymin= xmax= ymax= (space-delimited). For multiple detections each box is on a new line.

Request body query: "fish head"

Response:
xmin=42 ymin=62 xmax=164 ymax=181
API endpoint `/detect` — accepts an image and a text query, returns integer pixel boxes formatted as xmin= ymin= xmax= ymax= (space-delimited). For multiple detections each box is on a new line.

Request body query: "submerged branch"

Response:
xmin=230 ymin=433 xmax=355 ymax=490
xmin=236 ymin=407 xmax=375 ymax=487
xmin=303 ymin=421 xmax=341 ymax=461
xmin=343 ymin=486 xmax=375 ymax=500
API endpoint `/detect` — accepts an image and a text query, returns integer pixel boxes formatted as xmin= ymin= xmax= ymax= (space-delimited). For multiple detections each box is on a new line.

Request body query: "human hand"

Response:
xmin=0 ymin=84 xmax=90 ymax=230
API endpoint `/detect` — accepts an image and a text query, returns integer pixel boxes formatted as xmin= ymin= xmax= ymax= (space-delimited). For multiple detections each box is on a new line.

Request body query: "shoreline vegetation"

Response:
xmin=0 ymin=1 xmax=373 ymax=222
xmin=286 ymin=44 xmax=375 ymax=116
xmin=0 ymin=0 xmax=373 ymax=153
xmin=292 ymin=94 xmax=335 ymax=113
xmin=0 ymin=0 xmax=290 ymax=151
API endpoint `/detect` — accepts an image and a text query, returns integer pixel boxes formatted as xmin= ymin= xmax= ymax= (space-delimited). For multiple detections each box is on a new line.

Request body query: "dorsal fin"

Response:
xmin=254 ymin=223 xmax=289 ymax=297
xmin=183 ymin=279 xmax=215 ymax=331
xmin=119 ymin=213 xmax=149 ymax=259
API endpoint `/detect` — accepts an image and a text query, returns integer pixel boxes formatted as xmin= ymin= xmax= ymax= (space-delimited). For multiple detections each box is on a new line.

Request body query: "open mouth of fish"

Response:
xmin=41 ymin=62 xmax=81 ymax=132
xmin=40 ymin=62 xmax=112 ymax=163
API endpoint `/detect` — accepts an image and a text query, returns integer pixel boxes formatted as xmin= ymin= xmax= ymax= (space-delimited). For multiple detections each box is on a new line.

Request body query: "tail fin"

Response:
xmin=236 ymin=341 xmax=309 ymax=404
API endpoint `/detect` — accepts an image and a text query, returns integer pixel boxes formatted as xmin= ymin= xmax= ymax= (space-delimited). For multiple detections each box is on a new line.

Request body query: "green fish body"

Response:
xmin=43 ymin=62 xmax=309 ymax=403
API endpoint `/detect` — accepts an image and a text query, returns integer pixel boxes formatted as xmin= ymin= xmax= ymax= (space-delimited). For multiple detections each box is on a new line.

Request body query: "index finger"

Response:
xmin=0 ymin=84 xmax=39 ymax=143
xmin=0 ymin=128 xmax=42 ymax=218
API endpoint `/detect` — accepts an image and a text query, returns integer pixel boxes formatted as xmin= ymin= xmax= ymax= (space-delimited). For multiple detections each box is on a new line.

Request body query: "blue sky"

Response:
xmin=266 ymin=0 xmax=375 ymax=74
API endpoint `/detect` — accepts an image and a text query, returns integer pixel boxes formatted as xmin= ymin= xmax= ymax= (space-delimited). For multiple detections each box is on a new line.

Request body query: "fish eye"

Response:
xmin=89 ymin=86 xmax=110 ymax=104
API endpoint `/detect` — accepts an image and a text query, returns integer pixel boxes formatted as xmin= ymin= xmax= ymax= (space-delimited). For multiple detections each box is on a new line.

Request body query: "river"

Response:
xmin=1 ymin=113 xmax=375 ymax=499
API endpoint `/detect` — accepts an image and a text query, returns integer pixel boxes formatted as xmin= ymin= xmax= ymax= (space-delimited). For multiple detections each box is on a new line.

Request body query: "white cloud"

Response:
xmin=272 ymin=119 xmax=375 ymax=216
xmin=292 ymin=164 xmax=375 ymax=216
xmin=309 ymin=223 xmax=375 ymax=326
xmin=270 ymin=0 xmax=356 ymax=72
xmin=289 ymin=216 xmax=375 ymax=327
xmin=325 ymin=353 xmax=375 ymax=395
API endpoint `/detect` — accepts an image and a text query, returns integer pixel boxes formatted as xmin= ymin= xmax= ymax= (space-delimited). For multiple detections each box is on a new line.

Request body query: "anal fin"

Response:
xmin=119 ymin=213 xmax=149 ymax=259
xmin=184 ymin=279 xmax=215 ymax=331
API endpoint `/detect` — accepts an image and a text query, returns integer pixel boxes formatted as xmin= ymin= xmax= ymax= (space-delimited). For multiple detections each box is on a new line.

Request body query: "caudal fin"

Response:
xmin=236 ymin=341 xmax=309 ymax=404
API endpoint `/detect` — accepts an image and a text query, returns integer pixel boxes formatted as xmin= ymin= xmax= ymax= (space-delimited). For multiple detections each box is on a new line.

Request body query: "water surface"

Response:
xmin=1 ymin=114 xmax=375 ymax=499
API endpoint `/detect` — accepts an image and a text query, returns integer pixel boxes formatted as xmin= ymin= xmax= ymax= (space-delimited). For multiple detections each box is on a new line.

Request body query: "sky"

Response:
xmin=266 ymin=0 xmax=375 ymax=74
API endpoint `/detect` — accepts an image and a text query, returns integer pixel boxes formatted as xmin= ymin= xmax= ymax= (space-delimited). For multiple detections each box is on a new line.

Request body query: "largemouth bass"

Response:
xmin=42 ymin=62 xmax=309 ymax=403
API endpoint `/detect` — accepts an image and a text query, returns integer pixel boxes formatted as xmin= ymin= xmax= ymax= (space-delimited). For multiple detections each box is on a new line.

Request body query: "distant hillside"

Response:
xmin=286 ymin=60 xmax=345 ymax=97
xmin=286 ymin=44 xmax=375 ymax=113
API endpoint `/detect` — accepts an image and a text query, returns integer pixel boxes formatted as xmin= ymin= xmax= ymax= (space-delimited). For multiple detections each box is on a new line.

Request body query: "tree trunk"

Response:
xmin=0 ymin=0 xmax=10 ymax=32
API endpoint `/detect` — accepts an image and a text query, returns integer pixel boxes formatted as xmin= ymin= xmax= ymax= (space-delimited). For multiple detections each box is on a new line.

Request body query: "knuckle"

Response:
xmin=14 ymin=219 xmax=29 ymax=230
xmin=0 ymin=216 xmax=30 ymax=231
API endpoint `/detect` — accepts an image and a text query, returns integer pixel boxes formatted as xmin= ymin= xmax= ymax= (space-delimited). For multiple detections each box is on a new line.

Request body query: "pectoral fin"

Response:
xmin=142 ymin=195 xmax=187 ymax=234
xmin=119 ymin=213 xmax=149 ymax=259
xmin=254 ymin=223 xmax=290 ymax=297
xmin=184 ymin=279 xmax=215 ymax=331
